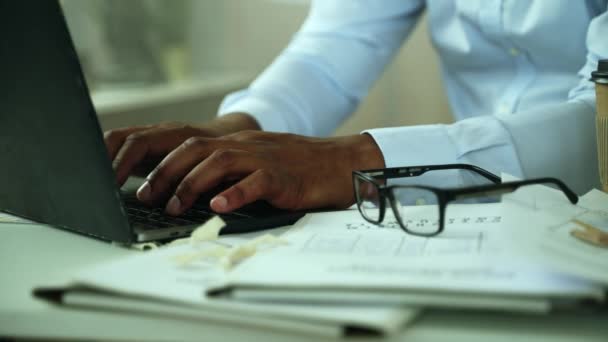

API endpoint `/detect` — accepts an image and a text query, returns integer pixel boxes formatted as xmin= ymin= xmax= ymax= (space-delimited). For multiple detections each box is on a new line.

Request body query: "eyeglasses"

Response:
xmin=352 ymin=164 xmax=578 ymax=237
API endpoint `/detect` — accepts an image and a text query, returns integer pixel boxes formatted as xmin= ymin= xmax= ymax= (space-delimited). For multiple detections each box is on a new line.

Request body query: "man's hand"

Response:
xmin=104 ymin=113 xmax=260 ymax=186
xmin=135 ymin=131 xmax=385 ymax=214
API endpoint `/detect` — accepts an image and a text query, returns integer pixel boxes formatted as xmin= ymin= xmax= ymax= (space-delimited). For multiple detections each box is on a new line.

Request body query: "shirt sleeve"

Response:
xmin=364 ymin=102 xmax=598 ymax=194
xmin=218 ymin=0 xmax=425 ymax=136
xmin=365 ymin=6 xmax=608 ymax=194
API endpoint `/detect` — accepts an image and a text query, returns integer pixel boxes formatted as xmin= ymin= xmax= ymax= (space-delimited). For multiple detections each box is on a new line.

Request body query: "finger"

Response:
xmin=103 ymin=126 xmax=147 ymax=161
xmin=137 ymin=138 xmax=210 ymax=204
xmin=143 ymin=136 xmax=268 ymax=205
xmin=165 ymin=149 xmax=262 ymax=215
xmin=210 ymin=169 xmax=279 ymax=213
xmin=113 ymin=127 xmax=195 ymax=186
xmin=224 ymin=131 xmax=311 ymax=146
xmin=141 ymin=136 xmax=253 ymax=203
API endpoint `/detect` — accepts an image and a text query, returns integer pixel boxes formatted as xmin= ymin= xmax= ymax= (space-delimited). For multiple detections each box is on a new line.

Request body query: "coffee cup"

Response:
xmin=591 ymin=59 xmax=608 ymax=191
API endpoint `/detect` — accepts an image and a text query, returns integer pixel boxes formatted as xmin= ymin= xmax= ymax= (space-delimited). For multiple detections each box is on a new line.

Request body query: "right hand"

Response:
xmin=104 ymin=113 xmax=260 ymax=187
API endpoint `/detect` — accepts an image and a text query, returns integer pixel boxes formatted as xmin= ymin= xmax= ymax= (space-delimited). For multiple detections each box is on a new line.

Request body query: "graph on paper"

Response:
xmin=282 ymin=205 xmax=505 ymax=258
xmin=298 ymin=232 xmax=489 ymax=257
xmin=343 ymin=215 xmax=502 ymax=231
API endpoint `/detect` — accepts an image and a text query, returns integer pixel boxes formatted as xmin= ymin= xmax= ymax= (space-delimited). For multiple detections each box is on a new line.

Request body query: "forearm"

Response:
xmin=498 ymin=101 xmax=599 ymax=193
xmin=364 ymin=100 xmax=599 ymax=194
xmin=218 ymin=0 xmax=423 ymax=136
xmin=363 ymin=120 xmax=520 ymax=189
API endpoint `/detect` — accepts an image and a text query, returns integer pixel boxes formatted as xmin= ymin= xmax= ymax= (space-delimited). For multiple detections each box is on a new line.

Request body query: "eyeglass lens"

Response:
xmin=354 ymin=175 xmax=382 ymax=222
xmin=391 ymin=187 xmax=441 ymax=235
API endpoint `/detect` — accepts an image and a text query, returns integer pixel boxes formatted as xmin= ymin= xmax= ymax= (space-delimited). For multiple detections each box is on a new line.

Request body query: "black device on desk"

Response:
xmin=0 ymin=1 xmax=304 ymax=243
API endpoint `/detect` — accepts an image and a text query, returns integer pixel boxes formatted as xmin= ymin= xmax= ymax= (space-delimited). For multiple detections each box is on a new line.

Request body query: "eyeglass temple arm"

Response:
xmin=451 ymin=177 xmax=579 ymax=204
xmin=364 ymin=164 xmax=501 ymax=184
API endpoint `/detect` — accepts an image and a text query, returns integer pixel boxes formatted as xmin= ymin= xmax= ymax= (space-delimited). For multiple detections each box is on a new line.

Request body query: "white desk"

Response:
xmin=1 ymin=222 xmax=607 ymax=342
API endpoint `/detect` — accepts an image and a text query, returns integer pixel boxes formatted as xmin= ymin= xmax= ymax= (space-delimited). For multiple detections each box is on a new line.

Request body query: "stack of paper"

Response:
xmin=34 ymin=229 xmax=418 ymax=338
xmin=34 ymin=179 xmax=608 ymax=336
xmin=208 ymin=206 xmax=605 ymax=313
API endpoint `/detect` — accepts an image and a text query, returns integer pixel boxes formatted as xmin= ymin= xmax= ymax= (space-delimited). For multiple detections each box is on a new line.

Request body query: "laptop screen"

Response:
xmin=0 ymin=1 xmax=133 ymax=241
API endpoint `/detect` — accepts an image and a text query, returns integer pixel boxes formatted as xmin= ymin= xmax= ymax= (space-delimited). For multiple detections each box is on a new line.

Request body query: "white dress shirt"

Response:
xmin=218 ymin=0 xmax=608 ymax=194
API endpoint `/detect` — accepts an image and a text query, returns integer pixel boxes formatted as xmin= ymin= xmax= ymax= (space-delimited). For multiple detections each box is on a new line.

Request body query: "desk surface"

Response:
xmin=1 ymin=222 xmax=607 ymax=342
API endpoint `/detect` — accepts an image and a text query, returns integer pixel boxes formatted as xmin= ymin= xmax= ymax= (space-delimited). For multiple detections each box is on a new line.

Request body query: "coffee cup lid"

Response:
xmin=591 ymin=59 xmax=608 ymax=84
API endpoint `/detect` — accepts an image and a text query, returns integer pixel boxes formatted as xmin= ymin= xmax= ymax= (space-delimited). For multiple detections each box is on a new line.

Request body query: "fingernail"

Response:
xmin=210 ymin=195 xmax=228 ymax=211
xmin=146 ymin=169 xmax=157 ymax=181
xmin=166 ymin=195 xmax=182 ymax=215
xmin=136 ymin=181 xmax=151 ymax=201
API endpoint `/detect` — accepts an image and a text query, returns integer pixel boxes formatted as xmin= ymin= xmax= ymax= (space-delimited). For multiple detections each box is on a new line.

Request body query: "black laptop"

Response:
xmin=0 ymin=1 xmax=304 ymax=243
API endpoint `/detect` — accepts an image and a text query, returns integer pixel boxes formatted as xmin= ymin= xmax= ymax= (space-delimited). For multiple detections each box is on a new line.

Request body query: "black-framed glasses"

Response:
xmin=352 ymin=164 xmax=578 ymax=237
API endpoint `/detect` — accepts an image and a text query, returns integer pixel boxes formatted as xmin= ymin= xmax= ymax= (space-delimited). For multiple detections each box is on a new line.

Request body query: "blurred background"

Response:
xmin=61 ymin=0 xmax=451 ymax=135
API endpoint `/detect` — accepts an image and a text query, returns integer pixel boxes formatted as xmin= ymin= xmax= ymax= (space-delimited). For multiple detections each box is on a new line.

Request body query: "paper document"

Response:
xmin=35 ymin=230 xmax=418 ymax=338
xmin=284 ymin=207 xmax=505 ymax=258
xmin=501 ymin=182 xmax=608 ymax=285
xmin=209 ymin=205 xmax=604 ymax=312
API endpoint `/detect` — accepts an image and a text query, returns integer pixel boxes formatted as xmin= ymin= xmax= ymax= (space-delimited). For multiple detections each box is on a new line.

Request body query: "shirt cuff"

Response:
xmin=363 ymin=124 xmax=458 ymax=168
xmin=363 ymin=116 xmax=522 ymax=188
xmin=363 ymin=124 xmax=464 ymax=187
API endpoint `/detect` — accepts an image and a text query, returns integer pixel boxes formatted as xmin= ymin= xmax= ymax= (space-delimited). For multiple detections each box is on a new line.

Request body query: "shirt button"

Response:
xmin=509 ymin=47 xmax=520 ymax=57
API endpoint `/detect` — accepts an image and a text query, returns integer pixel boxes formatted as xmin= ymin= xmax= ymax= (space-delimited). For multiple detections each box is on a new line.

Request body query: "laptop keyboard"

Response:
xmin=122 ymin=194 xmax=252 ymax=230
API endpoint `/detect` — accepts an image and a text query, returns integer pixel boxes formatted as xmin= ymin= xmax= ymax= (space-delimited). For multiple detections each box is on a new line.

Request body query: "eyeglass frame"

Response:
xmin=352 ymin=163 xmax=579 ymax=237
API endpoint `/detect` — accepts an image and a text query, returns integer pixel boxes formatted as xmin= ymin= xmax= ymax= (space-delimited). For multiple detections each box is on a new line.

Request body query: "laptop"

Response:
xmin=0 ymin=1 xmax=304 ymax=243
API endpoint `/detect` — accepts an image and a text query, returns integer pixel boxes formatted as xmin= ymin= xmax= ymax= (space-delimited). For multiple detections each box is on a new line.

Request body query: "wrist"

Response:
xmin=346 ymin=133 xmax=386 ymax=171
xmin=205 ymin=112 xmax=262 ymax=136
